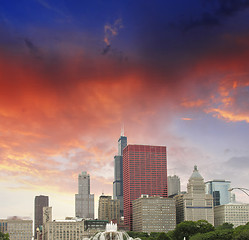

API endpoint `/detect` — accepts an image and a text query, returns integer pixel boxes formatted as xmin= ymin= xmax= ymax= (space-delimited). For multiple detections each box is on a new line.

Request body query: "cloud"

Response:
xmin=180 ymin=0 xmax=249 ymax=32
xmin=103 ymin=18 xmax=123 ymax=55
xmin=181 ymin=118 xmax=193 ymax=121
xmin=24 ymin=39 xmax=42 ymax=59
xmin=226 ymin=156 xmax=249 ymax=169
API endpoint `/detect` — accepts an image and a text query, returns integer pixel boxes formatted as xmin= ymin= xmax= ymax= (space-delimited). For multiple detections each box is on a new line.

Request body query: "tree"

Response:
xmin=233 ymin=223 xmax=249 ymax=240
xmin=195 ymin=220 xmax=215 ymax=233
xmin=0 ymin=232 xmax=9 ymax=240
xmin=216 ymin=222 xmax=234 ymax=231
xmin=173 ymin=221 xmax=198 ymax=240
xmin=190 ymin=229 xmax=233 ymax=240
xmin=157 ymin=232 xmax=171 ymax=240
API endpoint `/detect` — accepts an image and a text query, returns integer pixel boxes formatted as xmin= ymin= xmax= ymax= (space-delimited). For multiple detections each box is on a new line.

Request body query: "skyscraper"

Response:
xmin=205 ymin=180 xmax=231 ymax=206
xmin=75 ymin=171 xmax=94 ymax=219
xmin=98 ymin=195 xmax=120 ymax=223
xmin=175 ymin=166 xmax=214 ymax=225
xmin=168 ymin=175 xmax=181 ymax=197
xmin=34 ymin=195 xmax=49 ymax=239
xmin=123 ymin=144 xmax=167 ymax=230
xmin=113 ymin=134 xmax=127 ymax=216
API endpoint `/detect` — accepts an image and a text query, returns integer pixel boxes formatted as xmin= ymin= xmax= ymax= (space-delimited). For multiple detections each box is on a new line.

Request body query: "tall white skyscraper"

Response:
xmin=75 ymin=171 xmax=94 ymax=219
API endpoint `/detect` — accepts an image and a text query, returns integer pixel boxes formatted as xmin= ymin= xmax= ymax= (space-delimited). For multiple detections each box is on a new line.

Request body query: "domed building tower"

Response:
xmin=175 ymin=166 xmax=214 ymax=225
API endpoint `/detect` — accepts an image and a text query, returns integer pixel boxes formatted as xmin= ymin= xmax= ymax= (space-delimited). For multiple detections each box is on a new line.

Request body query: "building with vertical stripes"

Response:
xmin=123 ymin=144 xmax=167 ymax=230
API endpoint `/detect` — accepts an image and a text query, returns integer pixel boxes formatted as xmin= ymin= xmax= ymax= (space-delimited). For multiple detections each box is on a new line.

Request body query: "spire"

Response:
xmin=121 ymin=123 xmax=124 ymax=136
xmin=189 ymin=165 xmax=203 ymax=180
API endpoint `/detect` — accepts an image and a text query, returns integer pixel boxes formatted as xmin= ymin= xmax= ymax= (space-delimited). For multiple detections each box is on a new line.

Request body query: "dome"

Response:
xmin=189 ymin=165 xmax=204 ymax=180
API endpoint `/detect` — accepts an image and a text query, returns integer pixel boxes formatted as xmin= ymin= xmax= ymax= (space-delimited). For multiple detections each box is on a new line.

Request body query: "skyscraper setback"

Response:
xmin=34 ymin=195 xmax=49 ymax=239
xmin=123 ymin=145 xmax=167 ymax=230
xmin=113 ymin=134 xmax=127 ymax=216
xmin=75 ymin=171 xmax=94 ymax=219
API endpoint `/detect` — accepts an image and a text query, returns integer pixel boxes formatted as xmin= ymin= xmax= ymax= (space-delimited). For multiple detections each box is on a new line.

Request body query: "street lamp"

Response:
xmin=228 ymin=188 xmax=249 ymax=197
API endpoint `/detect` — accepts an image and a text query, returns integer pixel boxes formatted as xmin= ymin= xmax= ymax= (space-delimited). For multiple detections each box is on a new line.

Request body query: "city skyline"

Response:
xmin=1 ymin=0 xmax=249 ymax=220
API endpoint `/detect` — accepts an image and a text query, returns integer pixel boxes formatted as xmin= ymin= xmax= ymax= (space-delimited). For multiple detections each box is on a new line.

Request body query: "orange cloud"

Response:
xmin=207 ymin=108 xmax=249 ymax=123
xmin=181 ymin=99 xmax=205 ymax=108
xmin=181 ymin=117 xmax=193 ymax=121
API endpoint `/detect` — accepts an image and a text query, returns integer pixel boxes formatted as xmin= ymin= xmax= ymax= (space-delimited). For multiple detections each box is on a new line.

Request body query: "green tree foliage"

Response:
xmin=233 ymin=222 xmax=249 ymax=240
xmin=216 ymin=222 xmax=234 ymax=231
xmin=174 ymin=221 xmax=198 ymax=240
xmin=195 ymin=220 xmax=215 ymax=233
xmin=190 ymin=229 xmax=233 ymax=240
xmin=0 ymin=232 xmax=9 ymax=240
xmin=156 ymin=232 xmax=171 ymax=240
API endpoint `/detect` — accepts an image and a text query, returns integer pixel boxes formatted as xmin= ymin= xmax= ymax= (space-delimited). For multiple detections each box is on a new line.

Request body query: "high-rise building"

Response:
xmin=75 ymin=171 xmax=94 ymax=219
xmin=0 ymin=218 xmax=32 ymax=240
xmin=175 ymin=166 xmax=214 ymax=225
xmin=168 ymin=175 xmax=181 ymax=197
xmin=98 ymin=195 xmax=120 ymax=223
xmin=133 ymin=195 xmax=176 ymax=233
xmin=205 ymin=180 xmax=231 ymax=206
xmin=34 ymin=195 xmax=49 ymax=239
xmin=113 ymin=134 xmax=127 ymax=217
xmin=123 ymin=144 xmax=167 ymax=230
xmin=214 ymin=203 xmax=249 ymax=227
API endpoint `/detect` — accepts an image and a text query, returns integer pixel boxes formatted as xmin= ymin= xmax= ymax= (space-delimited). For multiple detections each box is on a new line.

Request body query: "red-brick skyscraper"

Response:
xmin=123 ymin=145 xmax=167 ymax=230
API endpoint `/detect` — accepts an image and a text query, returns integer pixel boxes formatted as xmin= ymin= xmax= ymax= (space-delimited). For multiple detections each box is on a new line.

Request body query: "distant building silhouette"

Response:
xmin=123 ymin=144 xmax=167 ymax=230
xmin=34 ymin=195 xmax=49 ymax=239
xmin=113 ymin=134 xmax=127 ymax=217
xmin=168 ymin=175 xmax=181 ymax=197
xmin=205 ymin=180 xmax=231 ymax=206
xmin=75 ymin=171 xmax=94 ymax=219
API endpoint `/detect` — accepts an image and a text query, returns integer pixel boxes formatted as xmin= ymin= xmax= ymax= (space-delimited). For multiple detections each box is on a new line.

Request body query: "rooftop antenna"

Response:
xmin=121 ymin=123 xmax=124 ymax=136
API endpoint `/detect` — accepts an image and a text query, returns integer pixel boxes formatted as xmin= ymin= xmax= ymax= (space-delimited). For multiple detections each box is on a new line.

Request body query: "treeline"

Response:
xmin=127 ymin=220 xmax=249 ymax=240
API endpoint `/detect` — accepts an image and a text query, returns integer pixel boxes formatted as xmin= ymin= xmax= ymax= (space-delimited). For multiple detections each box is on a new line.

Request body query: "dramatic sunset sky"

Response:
xmin=1 ymin=0 xmax=249 ymax=220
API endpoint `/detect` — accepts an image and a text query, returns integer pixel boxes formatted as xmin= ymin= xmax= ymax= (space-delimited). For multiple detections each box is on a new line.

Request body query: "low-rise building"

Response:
xmin=0 ymin=218 xmax=32 ymax=240
xmin=214 ymin=203 xmax=249 ymax=227
xmin=132 ymin=195 xmax=176 ymax=233
xmin=43 ymin=219 xmax=85 ymax=240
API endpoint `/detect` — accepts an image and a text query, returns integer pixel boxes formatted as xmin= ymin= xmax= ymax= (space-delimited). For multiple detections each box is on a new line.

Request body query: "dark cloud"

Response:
xmin=182 ymin=12 xmax=220 ymax=32
xmin=226 ymin=156 xmax=249 ymax=168
xmin=182 ymin=0 xmax=249 ymax=32
xmin=24 ymin=38 xmax=42 ymax=59
xmin=216 ymin=0 xmax=249 ymax=17
xmin=102 ymin=44 xmax=111 ymax=55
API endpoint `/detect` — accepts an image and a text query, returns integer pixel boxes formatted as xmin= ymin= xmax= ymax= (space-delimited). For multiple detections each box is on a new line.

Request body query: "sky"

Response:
xmin=0 ymin=0 xmax=249 ymax=220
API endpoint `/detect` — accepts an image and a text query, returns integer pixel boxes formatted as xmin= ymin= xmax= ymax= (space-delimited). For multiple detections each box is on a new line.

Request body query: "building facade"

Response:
xmin=0 ymin=218 xmax=32 ymax=240
xmin=98 ymin=195 xmax=120 ymax=224
xmin=123 ymin=144 xmax=167 ymax=230
xmin=205 ymin=180 xmax=231 ymax=206
xmin=75 ymin=171 xmax=94 ymax=219
xmin=43 ymin=219 xmax=85 ymax=240
xmin=214 ymin=203 xmax=249 ymax=228
xmin=175 ymin=166 xmax=214 ymax=225
xmin=113 ymin=135 xmax=127 ymax=217
xmin=132 ymin=195 xmax=176 ymax=233
xmin=34 ymin=195 xmax=49 ymax=239
xmin=168 ymin=175 xmax=181 ymax=197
